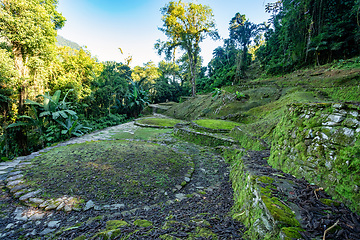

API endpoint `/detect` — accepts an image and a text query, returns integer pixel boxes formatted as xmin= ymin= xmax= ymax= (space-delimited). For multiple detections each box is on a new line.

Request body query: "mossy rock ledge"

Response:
xmin=174 ymin=123 xmax=238 ymax=147
xmin=223 ymin=148 xmax=299 ymax=239
xmin=269 ymin=102 xmax=360 ymax=213
xmin=222 ymin=147 xmax=349 ymax=239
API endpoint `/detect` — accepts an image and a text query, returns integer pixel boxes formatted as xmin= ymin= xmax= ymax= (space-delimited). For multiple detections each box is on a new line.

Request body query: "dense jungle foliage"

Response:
xmin=0 ymin=0 xmax=359 ymax=160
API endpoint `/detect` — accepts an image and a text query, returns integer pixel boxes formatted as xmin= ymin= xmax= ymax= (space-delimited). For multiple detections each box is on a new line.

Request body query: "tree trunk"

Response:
xmin=305 ymin=21 xmax=314 ymax=63
xmin=188 ymin=53 xmax=197 ymax=97
xmin=235 ymin=46 xmax=247 ymax=82
xmin=235 ymin=51 xmax=242 ymax=82
xmin=12 ymin=42 xmax=29 ymax=115
xmin=172 ymin=47 xmax=176 ymax=83
xmin=240 ymin=46 xmax=247 ymax=78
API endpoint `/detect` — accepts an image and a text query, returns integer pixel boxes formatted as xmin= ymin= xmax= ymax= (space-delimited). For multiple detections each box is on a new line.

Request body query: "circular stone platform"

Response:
xmin=22 ymin=140 xmax=194 ymax=206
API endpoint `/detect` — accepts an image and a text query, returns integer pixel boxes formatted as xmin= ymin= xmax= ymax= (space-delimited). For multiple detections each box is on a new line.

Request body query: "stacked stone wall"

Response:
xmin=269 ymin=103 xmax=360 ymax=213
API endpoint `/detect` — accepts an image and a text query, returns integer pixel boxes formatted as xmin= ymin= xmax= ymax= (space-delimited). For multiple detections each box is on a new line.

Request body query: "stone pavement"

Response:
xmin=0 ymin=122 xmax=142 ymax=239
xmin=0 ymin=122 xmax=139 ymax=181
xmin=0 ymin=120 xmax=231 ymax=239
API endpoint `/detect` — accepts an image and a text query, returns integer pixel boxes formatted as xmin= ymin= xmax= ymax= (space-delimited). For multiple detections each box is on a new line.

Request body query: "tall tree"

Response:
xmin=157 ymin=0 xmax=219 ymax=97
xmin=48 ymin=46 xmax=104 ymax=102
xmin=0 ymin=48 xmax=17 ymax=134
xmin=85 ymin=61 xmax=129 ymax=117
xmin=207 ymin=40 xmax=238 ymax=89
xmin=229 ymin=13 xmax=258 ymax=81
xmin=131 ymin=61 xmax=160 ymax=91
xmin=0 ymin=0 xmax=65 ymax=113
xmin=257 ymin=0 xmax=360 ymax=74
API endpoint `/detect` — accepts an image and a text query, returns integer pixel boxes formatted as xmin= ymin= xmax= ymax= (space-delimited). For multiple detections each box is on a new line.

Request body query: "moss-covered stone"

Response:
xmin=133 ymin=219 xmax=153 ymax=227
xmin=257 ymin=176 xmax=274 ymax=184
xmin=189 ymin=227 xmax=218 ymax=239
xmin=225 ymin=149 xmax=277 ymax=239
xmin=281 ymin=227 xmax=305 ymax=240
xmin=86 ymin=215 xmax=104 ymax=225
xmin=260 ymin=186 xmax=273 ymax=197
xmin=94 ymin=229 xmax=122 ymax=240
xmin=190 ymin=219 xmax=211 ymax=226
xmin=162 ymin=220 xmax=181 ymax=230
xmin=159 ymin=234 xmax=182 ymax=240
xmin=106 ymin=220 xmax=128 ymax=230
xmin=269 ymin=103 xmax=360 ymax=213
xmin=261 ymin=195 xmax=300 ymax=227
xmin=73 ymin=236 xmax=87 ymax=240
xmin=229 ymin=127 xmax=268 ymax=150
xmin=320 ymin=198 xmax=341 ymax=207
xmin=174 ymin=126 xmax=238 ymax=147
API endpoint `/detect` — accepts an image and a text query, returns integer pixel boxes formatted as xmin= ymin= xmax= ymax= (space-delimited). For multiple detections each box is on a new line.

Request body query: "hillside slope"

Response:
xmin=164 ymin=58 xmax=360 ymax=213
xmin=56 ymin=35 xmax=81 ymax=50
xmin=165 ymin=58 xmax=360 ymax=143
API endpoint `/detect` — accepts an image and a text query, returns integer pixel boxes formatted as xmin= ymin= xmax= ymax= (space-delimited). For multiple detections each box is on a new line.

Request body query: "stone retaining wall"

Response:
xmin=269 ymin=103 xmax=360 ymax=213
xmin=173 ymin=124 xmax=238 ymax=147
xmin=223 ymin=149 xmax=305 ymax=239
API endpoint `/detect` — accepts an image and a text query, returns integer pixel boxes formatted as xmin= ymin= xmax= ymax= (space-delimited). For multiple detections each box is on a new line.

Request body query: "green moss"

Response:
xmin=162 ymin=220 xmax=179 ymax=230
xmin=269 ymin=103 xmax=360 ymax=213
xmin=174 ymin=127 xmax=236 ymax=147
xmin=136 ymin=118 xmax=183 ymax=127
xmin=320 ymin=198 xmax=341 ymax=207
xmin=111 ymin=127 xmax=171 ymax=141
xmin=229 ymin=126 xmax=267 ymax=150
xmin=165 ymin=215 xmax=174 ymax=220
xmin=261 ymin=195 xmax=300 ymax=227
xmin=189 ymin=227 xmax=218 ymax=239
xmin=94 ymin=229 xmax=122 ymax=240
xmin=74 ymin=236 xmax=87 ymax=240
xmin=133 ymin=219 xmax=153 ymax=228
xmin=121 ymin=230 xmax=140 ymax=240
xmin=159 ymin=234 xmax=181 ymax=240
xmin=225 ymin=149 xmax=278 ymax=239
xmin=190 ymin=219 xmax=211 ymax=226
xmin=23 ymin=140 xmax=192 ymax=203
xmin=260 ymin=186 xmax=273 ymax=197
xmin=281 ymin=227 xmax=305 ymax=239
xmin=61 ymin=222 xmax=83 ymax=232
xmin=86 ymin=215 xmax=104 ymax=224
xmin=106 ymin=220 xmax=128 ymax=230
xmin=193 ymin=119 xmax=239 ymax=130
xmin=294 ymin=142 xmax=306 ymax=153
xmin=257 ymin=176 xmax=274 ymax=184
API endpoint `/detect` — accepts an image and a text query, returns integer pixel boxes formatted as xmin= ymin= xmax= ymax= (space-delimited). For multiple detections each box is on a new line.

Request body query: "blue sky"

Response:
xmin=57 ymin=0 xmax=272 ymax=67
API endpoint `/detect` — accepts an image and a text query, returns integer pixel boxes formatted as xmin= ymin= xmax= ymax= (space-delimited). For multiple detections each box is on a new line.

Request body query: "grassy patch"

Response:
xmin=23 ymin=140 xmax=192 ymax=204
xmin=136 ymin=118 xmax=183 ymax=127
xmin=193 ymin=119 xmax=240 ymax=130
xmin=111 ymin=128 xmax=171 ymax=141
